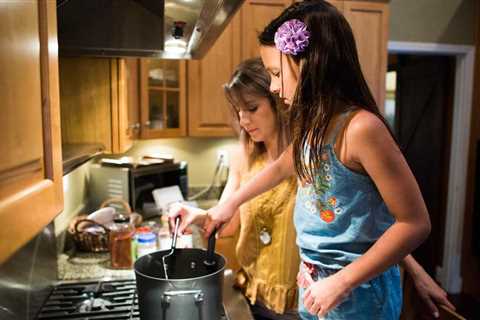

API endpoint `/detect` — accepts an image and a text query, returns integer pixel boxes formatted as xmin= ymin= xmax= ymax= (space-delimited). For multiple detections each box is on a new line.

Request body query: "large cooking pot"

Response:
xmin=134 ymin=248 xmax=226 ymax=320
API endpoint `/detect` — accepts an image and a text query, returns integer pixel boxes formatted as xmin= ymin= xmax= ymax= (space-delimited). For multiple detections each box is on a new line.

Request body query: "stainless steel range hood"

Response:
xmin=57 ymin=0 xmax=244 ymax=59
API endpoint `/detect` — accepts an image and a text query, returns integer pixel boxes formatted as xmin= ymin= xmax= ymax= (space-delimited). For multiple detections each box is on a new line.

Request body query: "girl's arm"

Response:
xmin=170 ymin=145 xmax=244 ymax=235
xmin=336 ymin=112 xmax=431 ymax=287
xmin=304 ymin=111 xmax=431 ymax=316
xmin=203 ymin=144 xmax=295 ymax=236
xmin=215 ymin=146 xmax=244 ymax=237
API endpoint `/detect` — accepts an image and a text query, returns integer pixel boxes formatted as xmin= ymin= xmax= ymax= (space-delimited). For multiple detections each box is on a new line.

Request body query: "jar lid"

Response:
xmin=113 ymin=214 xmax=130 ymax=223
xmin=137 ymin=232 xmax=156 ymax=243
xmin=136 ymin=226 xmax=152 ymax=233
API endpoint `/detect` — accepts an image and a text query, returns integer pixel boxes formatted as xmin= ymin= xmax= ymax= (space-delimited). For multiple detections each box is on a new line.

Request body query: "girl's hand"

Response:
xmin=303 ymin=273 xmax=351 ymax=317
xmin=168 ymin=203 xmax=207 ymax=235
xmin=411 ymin=269 xmax=455 ymax=318
xmin=203 ymin=201 xmax=238 ymax=238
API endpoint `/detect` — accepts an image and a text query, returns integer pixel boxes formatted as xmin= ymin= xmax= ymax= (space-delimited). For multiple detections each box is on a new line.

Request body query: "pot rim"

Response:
xmin=134 ymin=248 xmax=226 ymax=282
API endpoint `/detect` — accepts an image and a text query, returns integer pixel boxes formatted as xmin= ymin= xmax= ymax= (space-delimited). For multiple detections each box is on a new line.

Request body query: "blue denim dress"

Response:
xmin=294 ymin=112 xmax=402 ymax=320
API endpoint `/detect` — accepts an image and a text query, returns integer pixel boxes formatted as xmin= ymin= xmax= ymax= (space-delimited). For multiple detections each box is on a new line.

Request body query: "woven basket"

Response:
xmin=69 ymin=199 xmax=132 ymax=252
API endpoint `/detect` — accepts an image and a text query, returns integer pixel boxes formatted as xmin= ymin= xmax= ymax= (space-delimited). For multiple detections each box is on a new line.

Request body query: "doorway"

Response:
xmin=387 ymin=54 xmax=455 ymax=275
xmin=387 ymin=42 xmax=475 ymax=295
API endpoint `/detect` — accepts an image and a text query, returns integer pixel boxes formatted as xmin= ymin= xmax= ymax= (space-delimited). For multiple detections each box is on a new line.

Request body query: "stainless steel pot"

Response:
xmin=134 ymin=248 xmax=226 ymax=320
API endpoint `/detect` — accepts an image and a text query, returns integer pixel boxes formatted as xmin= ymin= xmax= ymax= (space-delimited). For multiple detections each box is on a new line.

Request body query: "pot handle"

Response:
xmin=161 ymin=289 xmax=204 ymax=305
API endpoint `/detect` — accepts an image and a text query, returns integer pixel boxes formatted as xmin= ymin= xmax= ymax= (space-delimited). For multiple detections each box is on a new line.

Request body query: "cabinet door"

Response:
xmin=327 ymin=0 xmax=344 ymax=11
xmin=114 ymin=58 xmax=140 ymax=153
xmin=344 ymin=1 xmax=389 ymax=111
xmin=241 ymin=0 xmax=292 ymax=60
xmin=187 ymin=16 xmax=240 ymax=137
xmin=140 ymin=59 xmax=187 ymax=138
xmin=0 ymin=0 xmax=63 ymax=263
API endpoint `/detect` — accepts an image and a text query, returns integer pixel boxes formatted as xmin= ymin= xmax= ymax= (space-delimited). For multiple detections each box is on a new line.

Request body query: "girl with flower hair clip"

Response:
xmin=180 ymin=1 xmax=434 ymax=319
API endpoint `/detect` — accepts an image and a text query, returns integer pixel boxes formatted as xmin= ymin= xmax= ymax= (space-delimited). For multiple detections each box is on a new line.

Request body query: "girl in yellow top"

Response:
xmin=170 ymin=58 xmax=454 ymax=320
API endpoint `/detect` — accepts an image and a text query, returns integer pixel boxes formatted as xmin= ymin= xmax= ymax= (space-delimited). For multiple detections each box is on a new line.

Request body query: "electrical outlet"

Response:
xmin=217 ymin=149 xmax=229 ymax=166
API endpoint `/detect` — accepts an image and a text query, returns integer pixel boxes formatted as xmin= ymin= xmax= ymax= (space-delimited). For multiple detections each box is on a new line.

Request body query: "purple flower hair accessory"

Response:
xmin=274 ymin=19 xmax=310 ymax=55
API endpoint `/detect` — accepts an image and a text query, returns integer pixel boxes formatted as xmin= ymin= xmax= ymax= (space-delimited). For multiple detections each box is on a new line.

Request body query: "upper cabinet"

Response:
xmin=0 ymin=0 xmax=63 ymax=264
xmin=343 ymin=1 xmax=389 ymax=110
xmin=140 ymin=59 xmax=187 ymax=138
xmin=118 ymin=58 xmax=141 ymax=151
xmin=240 ymin=0 xmax=292 ymax=60
xmin=59 ymin=57 xmax=140 ymax=158
xmin=187 ymin=17 xmax=241 ymax=137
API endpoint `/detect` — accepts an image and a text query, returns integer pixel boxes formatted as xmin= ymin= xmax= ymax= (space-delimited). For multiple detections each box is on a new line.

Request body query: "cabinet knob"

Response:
xmin=144 ymin=121 xmax=151 ymax=127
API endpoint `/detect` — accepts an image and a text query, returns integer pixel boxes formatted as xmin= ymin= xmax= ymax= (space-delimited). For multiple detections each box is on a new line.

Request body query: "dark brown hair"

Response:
xmin=258 ymin=0 xmax=393 ymax=183
xmin=223 ymin=58 xmax=289 ymax=168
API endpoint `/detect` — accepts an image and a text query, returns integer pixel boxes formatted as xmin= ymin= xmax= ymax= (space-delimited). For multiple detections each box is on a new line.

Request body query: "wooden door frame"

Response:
xmin=388 ymin=41 xmax=475 ymax=293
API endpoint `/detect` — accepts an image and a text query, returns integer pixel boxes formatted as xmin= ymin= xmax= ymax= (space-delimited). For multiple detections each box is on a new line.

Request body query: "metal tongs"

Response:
xmin=162 ymin=217 xmax=180 ymax=280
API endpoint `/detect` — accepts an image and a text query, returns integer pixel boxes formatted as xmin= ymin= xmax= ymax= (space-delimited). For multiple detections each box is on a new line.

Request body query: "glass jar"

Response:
xmin=109 ymin=214 xmax=135 ymax=269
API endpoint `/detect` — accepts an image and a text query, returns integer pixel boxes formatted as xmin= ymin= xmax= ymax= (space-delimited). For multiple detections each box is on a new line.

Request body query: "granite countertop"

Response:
xmin=58 ymin=224 xmax=205 ymax=281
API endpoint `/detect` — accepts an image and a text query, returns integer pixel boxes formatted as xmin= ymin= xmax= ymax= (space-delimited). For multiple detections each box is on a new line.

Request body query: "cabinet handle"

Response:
xmin=144 ymin=121 xmax=151 ymax=127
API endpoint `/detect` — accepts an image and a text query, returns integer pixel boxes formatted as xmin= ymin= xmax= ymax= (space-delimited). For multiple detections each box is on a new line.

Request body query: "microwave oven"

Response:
xmin=88 ymin=161 xmax=188 ymax=217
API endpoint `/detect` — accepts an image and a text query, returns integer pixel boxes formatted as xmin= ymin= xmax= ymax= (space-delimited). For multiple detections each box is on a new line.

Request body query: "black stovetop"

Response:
xmin=36 ymin=279 xmax=139 ymax=320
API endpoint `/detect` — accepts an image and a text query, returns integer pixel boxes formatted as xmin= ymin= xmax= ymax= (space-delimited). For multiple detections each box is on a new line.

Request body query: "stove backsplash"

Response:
xmin=0 ymin=222 xmax=57 ymax=320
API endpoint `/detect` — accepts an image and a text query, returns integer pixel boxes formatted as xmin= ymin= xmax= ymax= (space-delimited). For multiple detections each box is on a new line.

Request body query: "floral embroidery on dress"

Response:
xmin=299 ymin=150 xmax=345 ymax=223
xmin=320 ymin=210 xmax=335 ymax=223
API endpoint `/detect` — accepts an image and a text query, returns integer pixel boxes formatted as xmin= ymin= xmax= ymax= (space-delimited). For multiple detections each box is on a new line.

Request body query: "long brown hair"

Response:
xmin=258 ymin=0 xmax=393 ymax=182
xmin=224 ymin=58 xmax=289 ymax=168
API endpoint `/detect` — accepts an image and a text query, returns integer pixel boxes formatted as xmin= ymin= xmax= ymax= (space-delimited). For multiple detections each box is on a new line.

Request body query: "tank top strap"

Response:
xmin=327 ymin=109 xmax=354 ymax=145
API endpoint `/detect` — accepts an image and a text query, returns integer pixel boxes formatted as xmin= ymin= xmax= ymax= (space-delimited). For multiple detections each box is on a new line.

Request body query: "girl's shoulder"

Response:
xmin=345 ymin=108 xmax=398 ymax=162
xmin=347 ymin=109 xmax=387 ymax=134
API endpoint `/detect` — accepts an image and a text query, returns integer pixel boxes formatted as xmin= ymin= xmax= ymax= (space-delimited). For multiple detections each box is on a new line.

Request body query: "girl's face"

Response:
xmin=260 ymin=45 xmax=300 ymax=106
xmin=236 ymin=94 xmax=276 ymax=143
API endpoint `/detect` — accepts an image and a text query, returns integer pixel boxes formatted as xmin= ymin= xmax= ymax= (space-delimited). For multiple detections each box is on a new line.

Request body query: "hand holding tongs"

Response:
xmin=162 ymin=216 xmax=180 ymax=279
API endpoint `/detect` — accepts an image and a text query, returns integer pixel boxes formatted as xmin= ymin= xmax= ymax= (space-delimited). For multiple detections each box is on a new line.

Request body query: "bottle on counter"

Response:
xmin=109 ymin=214 xmax=135 ymax=269
xmin=136 ymin=231 xmax=157 ymax=257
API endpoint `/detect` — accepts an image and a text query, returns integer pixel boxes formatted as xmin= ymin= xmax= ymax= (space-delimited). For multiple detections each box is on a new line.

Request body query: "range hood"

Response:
xmin=57 ymin=0 xmax=244 ymax=59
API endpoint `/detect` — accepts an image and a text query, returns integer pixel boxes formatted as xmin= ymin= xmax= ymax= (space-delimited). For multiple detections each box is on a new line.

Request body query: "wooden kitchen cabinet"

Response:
xmin=0 ymin=0 xmax=63 ymax=263
xmin=139 ymin=59 xmax=187 ymax=138
xmin=116 ymin=58 xmax=141 ymax=151
xmin=240 ymin=0 xmax=292 ymax=60
xmin=187 ymin=17 xmax=241 ymax=137
xmin=343 ymin=1 xmax=389 ymax=110
xmin=60 ymin=57 xmax=139 ymax=155
xmin=327 ymin=0 xmax=344 ymax=10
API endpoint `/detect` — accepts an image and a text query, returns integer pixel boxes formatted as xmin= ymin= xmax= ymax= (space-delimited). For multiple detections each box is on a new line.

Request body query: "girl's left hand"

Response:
xmin=303 ymin=273 xmax=351 ymax=317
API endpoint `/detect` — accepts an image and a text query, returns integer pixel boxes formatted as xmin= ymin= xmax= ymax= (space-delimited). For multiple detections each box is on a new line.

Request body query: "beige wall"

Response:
xmin=390 ymin=0 xmax=476 ymax=45
xmin=54 ymin=160 xmax=92 ymax=236
xmin=126 ymin=137 xmax=238 ymax=187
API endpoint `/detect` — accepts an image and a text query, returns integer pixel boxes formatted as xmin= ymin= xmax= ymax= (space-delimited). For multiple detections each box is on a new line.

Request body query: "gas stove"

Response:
xmin=36 ymin=279 xmax=230 ymax=320
xmin=36 ymin=279 xmax=140 ymax=320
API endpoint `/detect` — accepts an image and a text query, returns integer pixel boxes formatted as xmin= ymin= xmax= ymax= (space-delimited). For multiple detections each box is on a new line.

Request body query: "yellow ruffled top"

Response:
xmin=234 ymin=155 xmax=299 ymax=314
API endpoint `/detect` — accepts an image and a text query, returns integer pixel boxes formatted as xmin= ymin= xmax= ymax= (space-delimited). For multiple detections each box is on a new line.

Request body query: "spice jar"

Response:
xmin=136 ymin=231 xmax=157 ymax=257
xmin=109 ymin=214 xmax=135 ymax=269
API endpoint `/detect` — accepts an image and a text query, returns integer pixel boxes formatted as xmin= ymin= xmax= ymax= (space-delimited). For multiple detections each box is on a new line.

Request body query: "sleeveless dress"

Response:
xmin=235 ymin=154 xmax=300 ymax=315
xmin=294 ymin=112 xmax=402 ymax=320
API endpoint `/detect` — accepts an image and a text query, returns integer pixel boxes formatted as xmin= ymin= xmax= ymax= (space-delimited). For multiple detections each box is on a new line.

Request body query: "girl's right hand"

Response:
xmin=203 ymin=201 xmax=238 ymax=238
xmin=168 ymin=203 xmax=207 ymax=235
